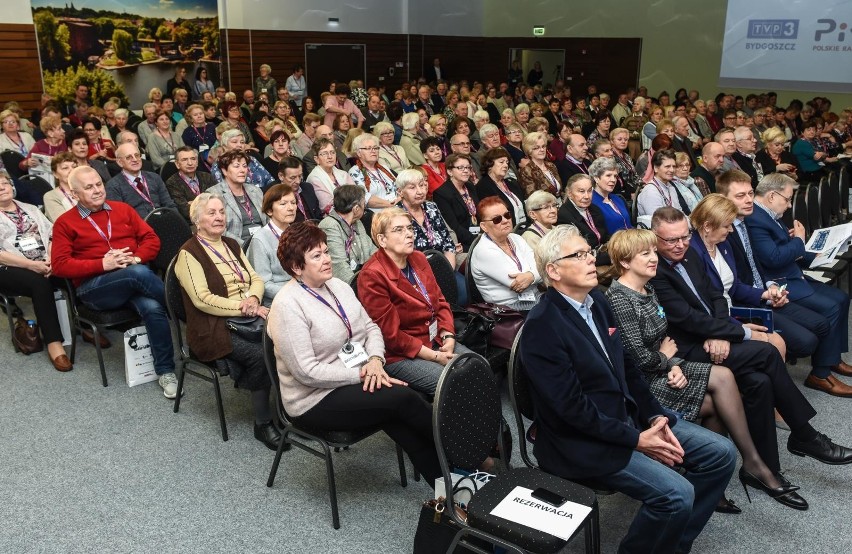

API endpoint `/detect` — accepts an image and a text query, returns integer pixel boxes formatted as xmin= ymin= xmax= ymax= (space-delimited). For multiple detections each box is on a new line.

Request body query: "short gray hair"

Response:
xmin=189 ymin=192 xmax=227 ymax=225
xmin=535 ymin=224 xmax=583 ymax=288
xmin=394 ymin=168 xmax=424 ymax=192
xmin=588 ymin=156 xmax=618 ymax=179
xmin=401 ymin=112 xmax=419 ymax=131
xmin=480 ymin=123 xmax=499 ymax=137
xmin=525 ymin=190 xmax=557 ymax=212
xmin=514 ymin=103 xmax=530 ymax=115
xmin=755 ymin=173 xmax=795 ymax=197
xmin=221 ymin=128 xmax=244 ymax=145
xmin=372 ymin=121 xmax=394 ymax=137
xmin=472 ymin=110 xmax=489 ymax=123
xmin=352 ymin=132 xmax=378 ymax=151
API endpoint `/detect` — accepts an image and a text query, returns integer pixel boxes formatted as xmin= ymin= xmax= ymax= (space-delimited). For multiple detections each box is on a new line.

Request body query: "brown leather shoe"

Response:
xmin=82 ymin=329 xmax=111 ymax=349
xmin=804 ymin=374 xmax=852 ymax=397
xmin=51 ymin=354 xmax=73 ymax=372
xmin=831 ymin=362 xmax=852 ymax=377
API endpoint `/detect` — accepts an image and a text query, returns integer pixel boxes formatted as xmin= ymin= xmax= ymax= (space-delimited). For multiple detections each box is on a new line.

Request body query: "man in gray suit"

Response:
xmin=106 ymin=143 xmax=176 ymax=219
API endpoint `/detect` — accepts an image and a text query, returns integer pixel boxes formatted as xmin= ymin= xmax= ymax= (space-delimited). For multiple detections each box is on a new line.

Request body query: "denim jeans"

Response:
xmin=587 ymin=420 xmax=736 ymax=554
xmin=77 ymin=264 xmax=175 ymax=376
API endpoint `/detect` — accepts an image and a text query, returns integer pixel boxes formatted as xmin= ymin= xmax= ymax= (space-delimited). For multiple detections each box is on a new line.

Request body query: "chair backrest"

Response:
xmin=19 ymin=174 xmax=53 ymax=204
xmin=433 ymin=352 xmax=502 ymax=478
xmin=829 ymin=170 xmax=841 ymax=215
xmin=841 ymin=166 xmax=851 ymax=213
xmin=507 ymin=324 xmax=537 ymax=469
xmin=424 ymin=249 xmax=459 ymax=306
xmin=1 ymin=150 xmax=26 ymax=180
xmin=630 ymin=185 xmax=641 ymax=226
xmin=145 ymin=207 xmax=193 ymax=272
xmin=817 ymin=177 xmax=833 ymax=227
xmin=263 ymin=330 xmax=294 ymax=426
xmin=464 ymin=234 xmax=485 ymax=304
xmin=350 ymin=269 xmax=360 ymax=297
xmin=790 ymin=187 xmax=808 ymax=235
xmin=160 ymin=160 xmax=179 ymax=182
xmin=805 ymin=183 xmax=820 ymax=235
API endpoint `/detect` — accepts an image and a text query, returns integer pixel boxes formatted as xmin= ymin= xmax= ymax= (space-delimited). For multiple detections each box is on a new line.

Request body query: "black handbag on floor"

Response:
xmin=451 ymin=306 xmax=495 ymax=356
xmin=413 ymin=498 xmax=466 ymax=554
xmin=226 ymin=316 xmax=264 ymax=343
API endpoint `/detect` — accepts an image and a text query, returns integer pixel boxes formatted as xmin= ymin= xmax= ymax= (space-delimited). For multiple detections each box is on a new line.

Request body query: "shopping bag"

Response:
xmin=124 ymin=326 xmax=157 ymax=387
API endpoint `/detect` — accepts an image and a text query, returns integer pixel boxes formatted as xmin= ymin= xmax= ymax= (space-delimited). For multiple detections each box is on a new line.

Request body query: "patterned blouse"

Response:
xmin=399 ymin=201 xmax=456 ymax=253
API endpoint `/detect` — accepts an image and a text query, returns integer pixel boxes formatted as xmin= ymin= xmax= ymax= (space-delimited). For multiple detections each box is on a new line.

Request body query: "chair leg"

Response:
xmin=92 ymin=327 xmax=108 ymax=387
xmin=173 ymin=363 xmax=187 ymax=414
xmin=396 ymin=444 xmax=408 ymax=488
xmin=589 ymin=500 xmax=601 ymax=554
xmin=266 ymin=429 xmax=289 ymax=488
xmin=212 ymin=373 xmax=228 ymax=441
xmin=2 ymin=297 xmax=19 ymax=353
xmin=321 ymin=442 xmax=341 ymax=529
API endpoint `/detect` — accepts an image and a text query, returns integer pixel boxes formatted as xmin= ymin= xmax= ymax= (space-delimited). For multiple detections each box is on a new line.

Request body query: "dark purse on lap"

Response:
xmin=13 ymin=318 xmax=43 ymax=355
xmin=225 ymin=316 xmax=264 ymax=343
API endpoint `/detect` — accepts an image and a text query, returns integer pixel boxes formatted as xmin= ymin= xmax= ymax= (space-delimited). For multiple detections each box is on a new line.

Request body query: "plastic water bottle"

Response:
xmin=27 ymin=320 xmax=36 ymax=329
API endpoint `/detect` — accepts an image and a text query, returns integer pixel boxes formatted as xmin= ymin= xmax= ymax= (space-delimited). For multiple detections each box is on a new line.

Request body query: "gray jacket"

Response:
xmin=105 ymin=170 xmax=176 ymax=219
xmin=207 ymin=182 xmax=267 ymax=244
xmin=246 ymin=223 xmax=291 ymax=305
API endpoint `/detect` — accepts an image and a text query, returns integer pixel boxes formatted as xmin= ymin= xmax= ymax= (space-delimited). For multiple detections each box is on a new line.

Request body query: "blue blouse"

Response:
xmin=592 ymin=190 xmax=633 ymax=234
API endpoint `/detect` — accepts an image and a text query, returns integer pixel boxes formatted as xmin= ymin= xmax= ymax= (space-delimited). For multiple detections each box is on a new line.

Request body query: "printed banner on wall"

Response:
xmin=719 ymin=0 xmax=852 ymax=93
xmin=31 ymin=0 xmax=221 ymax=109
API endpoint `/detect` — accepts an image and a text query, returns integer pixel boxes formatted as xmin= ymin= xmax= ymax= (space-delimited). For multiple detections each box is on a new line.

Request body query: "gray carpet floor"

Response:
xmin=1 ymin=298 xmax=851 ymax=553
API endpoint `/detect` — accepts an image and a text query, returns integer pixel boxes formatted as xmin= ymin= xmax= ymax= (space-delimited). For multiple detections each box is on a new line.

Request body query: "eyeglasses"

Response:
xmin=122 ymin=153 xmax=142 ymax=161
xmin=551 ymin=248 xmax=599 ymax=263
xmin=358 ymin=146 xmax=379 ymax=152
xmin=451 ymin=165 xmax=472 ymax=171
xmin=317 ymin=150 xmax=337 ymax=157
xmin=676 ymin=163 xmax=691 ymax=169
xmin=380 ymin=131 xmax=394 ymax=136
xmin=386 ymin=224 xmax=415 ymax=235
xmin=654 ymin=231 xmax=692 ymax=245
xmin=484 ymin=212 xmax=512 ymax=224
xmin=772 ymin=190 xmax=792 ymax=205
xmin=452 ymin=141 xmax=471 ymax=147
xmin=531 ymin=202 xmax=561 ymax=211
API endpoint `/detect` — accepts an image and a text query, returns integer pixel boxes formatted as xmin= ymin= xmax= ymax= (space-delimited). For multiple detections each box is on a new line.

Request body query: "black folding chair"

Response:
xmin=159 ymin=161 xmax=179 ymax=183
xmin=840 ymin=166 xmax=851 ymax=220
xmin=508 ymin=325 xmax=605 ymax=552
xmin=424 ymin=249 xmax=459 ymax=306
xmin=805 ymin=182 xmax=822 ymax=234
xmin=828 ymin=170 xmax=841 ymax=221
xmin=0 ymin=150 xmax=26 ymax=180
xmin=464 ymin=234 xmax=486 ymax=304
xmin=790 ymin=187 xmax=808 ymax=235
xmin=262 ymin=331 xmax=414 ymax=529
xmin=64 ymin=279 xmax=141 ymax=387
xmin=18 ymin=174 xmax=53 ymax=206
xmin=145 ymin=207 xmax=193 ymax=274
xmin=434 ymin=352 xmax=598 ymax=554
xmin=164 ymin=257 xmax=229 ymax=441
xmin=817 ymin=176 xmax=833 ymax=228
xmin=0 ymin=290 xmax=23 ymax=353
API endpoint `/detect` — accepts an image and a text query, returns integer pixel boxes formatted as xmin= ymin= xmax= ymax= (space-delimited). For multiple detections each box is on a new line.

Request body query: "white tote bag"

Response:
xmin=124 ymin=326 xmax=158 ymax=387
xmin=54 ymin=290 xmax=72 ymax=347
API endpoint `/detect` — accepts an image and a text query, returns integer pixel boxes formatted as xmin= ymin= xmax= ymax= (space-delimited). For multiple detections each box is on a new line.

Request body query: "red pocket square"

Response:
xmin=608 ymin=327 xmax=617 ymax=336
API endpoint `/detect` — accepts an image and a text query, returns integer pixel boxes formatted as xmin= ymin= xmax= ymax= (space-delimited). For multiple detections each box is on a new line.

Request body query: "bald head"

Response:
xmin=701 ymin=142 xmax=725 ymax=171
xmin=315 ymin=125 xmax=333 ymax=140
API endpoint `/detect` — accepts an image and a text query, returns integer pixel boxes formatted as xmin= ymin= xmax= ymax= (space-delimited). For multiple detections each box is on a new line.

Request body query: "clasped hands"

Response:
xmin=239 ymin=296 xmax=268 ymax=319
xmin=102 ymin=247 xmax=135 ymax=271
xmin=359 ymin=358 xmax=406 ymax=393
xmin=508 ymin=271 xmax=534 ymax=292
xmin=637 ymin=417 xmax=685 ymax=467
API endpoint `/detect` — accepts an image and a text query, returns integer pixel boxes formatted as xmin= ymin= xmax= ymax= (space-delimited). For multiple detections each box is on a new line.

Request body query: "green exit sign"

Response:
xmin=533 ymin=26 xmax=545 ymax=36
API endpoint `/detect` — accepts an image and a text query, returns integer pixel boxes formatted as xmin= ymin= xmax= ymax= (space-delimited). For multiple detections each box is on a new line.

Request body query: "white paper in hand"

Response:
xmin=489 ymin=486 xmax=592 ymax=541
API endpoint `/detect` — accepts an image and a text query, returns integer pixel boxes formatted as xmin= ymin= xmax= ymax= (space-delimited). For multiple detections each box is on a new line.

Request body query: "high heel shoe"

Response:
xmin=714 ymin=497 xmax=742 ymax=514
xmin=738 ymin=468 xmax=808 ymax=510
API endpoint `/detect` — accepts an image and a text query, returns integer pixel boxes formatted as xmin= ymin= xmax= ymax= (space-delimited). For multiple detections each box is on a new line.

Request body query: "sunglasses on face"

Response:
xmin=485 ymin=212 xmax=512 ymax=224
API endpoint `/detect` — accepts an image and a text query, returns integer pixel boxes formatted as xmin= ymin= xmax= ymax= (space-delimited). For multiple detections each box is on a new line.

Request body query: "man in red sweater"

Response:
xmin=51 ymin=166 xmax=178 ymax=398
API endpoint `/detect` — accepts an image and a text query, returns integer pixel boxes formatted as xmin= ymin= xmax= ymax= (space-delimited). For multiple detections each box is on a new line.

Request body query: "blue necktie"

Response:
xmin=734 ymin=220 xmax=764 ymax=289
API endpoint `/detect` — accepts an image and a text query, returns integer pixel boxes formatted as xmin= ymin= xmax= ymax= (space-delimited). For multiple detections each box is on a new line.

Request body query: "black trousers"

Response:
xmin=295 ymin=384 xmax=441 ymax=486
xmin=686 ymin=340 xmax=816 ymax=472
xmin=0 ymin=267 xmax=63 ymax=344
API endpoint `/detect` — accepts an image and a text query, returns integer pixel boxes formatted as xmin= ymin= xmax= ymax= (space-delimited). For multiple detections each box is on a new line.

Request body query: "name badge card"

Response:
xmin=518 ymin=288 xmax=536 ymax=302
xmin=338 ymin=341 xmax=369 ymax=368
xmin=429 ymin=319 xmax=438 ymax=341
xmin=16 ymin=237 xmax=40 ymax=252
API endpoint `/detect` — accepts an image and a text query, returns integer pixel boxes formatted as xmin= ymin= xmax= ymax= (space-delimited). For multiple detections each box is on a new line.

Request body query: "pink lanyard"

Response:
xmin=300 ymin=283 xmax=353 ymax=340
xmin=197 ymin=236 xmax=245 ymax=282
xmin=403 ymin=204 xmax=436 ymax=245
xmin=85 ymin=210 xmax=113 ymax=249
xmin=650 ymin=178 xmax=673 ymax=206
xmin=583 ymin=209 xmax=601 ymax=240
xmin=180 ymin=174 xmax=200 ymax=195
xmin=124 ymin=174 xmax=154 ymax=206
xmin=486 ymin=233 xmax=522 ymax=271
xmin=267 ymin=222 xmax=281 ymax=239
xmin=381 ymin=145 xmax=401 ymax=166
xmin=60 ymin=187 xmax=76 ymax=206
xmin=2 ymin=202 xmax=27 ymax=234
xmin=234 ymin=191 xmax=256 ymax=223
xmin=402 ymin=265 xmax=435 ymax=319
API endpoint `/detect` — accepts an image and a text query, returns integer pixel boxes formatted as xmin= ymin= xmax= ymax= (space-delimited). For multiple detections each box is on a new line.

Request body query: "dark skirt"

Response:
xmin=215 ymin=331 xmax=270 ymax=391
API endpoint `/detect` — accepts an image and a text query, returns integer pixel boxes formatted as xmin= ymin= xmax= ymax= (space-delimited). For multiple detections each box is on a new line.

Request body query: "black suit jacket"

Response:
xmin=360 ymin=108 xmax=387 ymax=133
xmin=650 ymin=247 xmax=748 ymax=356
xmin=295 ymin=181 xmax=323 ymax=222
xmin=731 ymin=151 xmax=760 ymax=188
xmin=433 ymin=179 xmax=480 ymax=251
xmin=725 ymin=224 xmax=766 ymax=289
xmin=556 ymin=201 xmax=612 ymax=265
xmin=672 ymin=135 xmax=699 ymax=170
xmin=690 ymin=165 xmax=717 ymax=194
xmin=475 ymin=174 xmax=526 ymax=227
xmin=555 ymin=158 xmax=589 ymax=187
xmin=520 ymin=288 xmax=671 ymax=480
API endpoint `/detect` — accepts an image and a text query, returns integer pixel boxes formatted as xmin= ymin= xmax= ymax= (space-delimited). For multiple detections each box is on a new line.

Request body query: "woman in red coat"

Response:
xmin=357 ymin=207 xmax=471 ymax=394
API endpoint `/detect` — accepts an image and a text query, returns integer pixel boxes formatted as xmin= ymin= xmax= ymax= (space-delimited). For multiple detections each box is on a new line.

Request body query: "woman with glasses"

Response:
xmin=348 ymin=133 xmax=400 ymax=218
xmin=519 ymin=131 xmax=560 ymax=197
xmin=605 ymin=228 xmax=803 ymax=512
xmin=373 ymin=121 xmax=410 ymax=174
xmin=219 ymin=100 xmax=254 ymax=149
xmin=522 ymin=191 xmax=559 ymax=250
xmin=358 ymin=208 xmax=468 ymax=395
xmin=471 ymin=196 xmax=541 ymax=311
xmin=146 ymin=109 xmax=185 ymax=171
xmin=207 ymin=150 xmax=267 ymax=244
xmin=590 ymin=157 xmax=632 ymax=235
xmin=306 ymin=137 xmax=356 ymax=215
xmin=637 ymin=148 xmax=685 ymax=226
xmin=557 ymin=174 xmax=613 ymax=267
xmin=502 ymin=123 xmax=526 ymax=168
xmin=209 ymin=129 xmax=275 ymax=190
xmin=395 ymin=169 xmax=458 ymax=268
xmin=671 ymin=152 xmax=705 ymax=214
xmin=433 ymin=153 xmax=480 ymax=252
xmin=181 ymin=104 xmax=217 ymax=163
xmin=586 ymin=110 xmax=612 ymax=146
xmin=272 ymin=100 xmax=302 ymax=142
xmin=81 ymin=117 xmax=116 ymax=163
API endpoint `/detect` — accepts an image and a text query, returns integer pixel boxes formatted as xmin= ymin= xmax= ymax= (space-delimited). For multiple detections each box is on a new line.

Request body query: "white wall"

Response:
xmin=5 ymin=0 xmax=33 ymax=24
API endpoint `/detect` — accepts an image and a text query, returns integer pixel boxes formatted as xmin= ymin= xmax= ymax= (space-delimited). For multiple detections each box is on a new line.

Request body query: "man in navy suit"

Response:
xmin=747 ymin=173 xmax=852 ymax=396
xmin=719 ymin=170 xmax=852 ymax=397
xmin=650 ymin=206 xmax=852 ymax=481
xmin=521 ymin=224 xmax=736 ymax=554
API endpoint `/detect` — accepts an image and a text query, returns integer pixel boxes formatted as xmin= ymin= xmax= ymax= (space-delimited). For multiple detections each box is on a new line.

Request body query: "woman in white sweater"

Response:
xmin=267 ymin=221 xmax=441 ymax=485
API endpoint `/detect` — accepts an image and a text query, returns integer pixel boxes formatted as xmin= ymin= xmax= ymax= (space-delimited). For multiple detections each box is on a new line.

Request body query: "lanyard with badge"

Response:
xmin=300 ymin=283 xmax=369 ymax=367
xmin=403 ymin=264 xmax=438 ymax=340
xmin=197 ymin=236 xmax=245 ymax=283
xmin=86 ymin=209 xmax=114 ymax=251
xmin=3 ymin=202 xmax=40 ymax=253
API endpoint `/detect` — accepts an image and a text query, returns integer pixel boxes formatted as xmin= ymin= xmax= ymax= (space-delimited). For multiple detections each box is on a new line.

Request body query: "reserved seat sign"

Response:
xmin=490 ymin=486 xmax=592 ymax=540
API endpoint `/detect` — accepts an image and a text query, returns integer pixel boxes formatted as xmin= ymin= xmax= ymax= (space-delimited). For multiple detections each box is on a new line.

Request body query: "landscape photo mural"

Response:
xmin=31 ymin=0 xmax=221 ymax=108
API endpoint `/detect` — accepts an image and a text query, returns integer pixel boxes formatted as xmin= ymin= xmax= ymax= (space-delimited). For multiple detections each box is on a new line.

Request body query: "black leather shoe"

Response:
xmin=714 ymin=497 xmax=742 ymax=514
xmin=253 ymin=422 xmax=289 ymax=452
xmin=788 ymin=432 xmax=852 ymax=465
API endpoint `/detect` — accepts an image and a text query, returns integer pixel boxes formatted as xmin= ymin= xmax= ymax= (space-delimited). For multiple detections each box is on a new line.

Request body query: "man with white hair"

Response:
xmin=136 ymin=103 xmax=159 ymax=146
xmin=106 ymin=142 xmax=176 ymax=218
xmin=671 ymin=116 xmax=699 ymax=170
xmin=731 ymin=126 xmax=764 ymax=188
xmin=52 ymin=165 xmax=178 ymax=398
